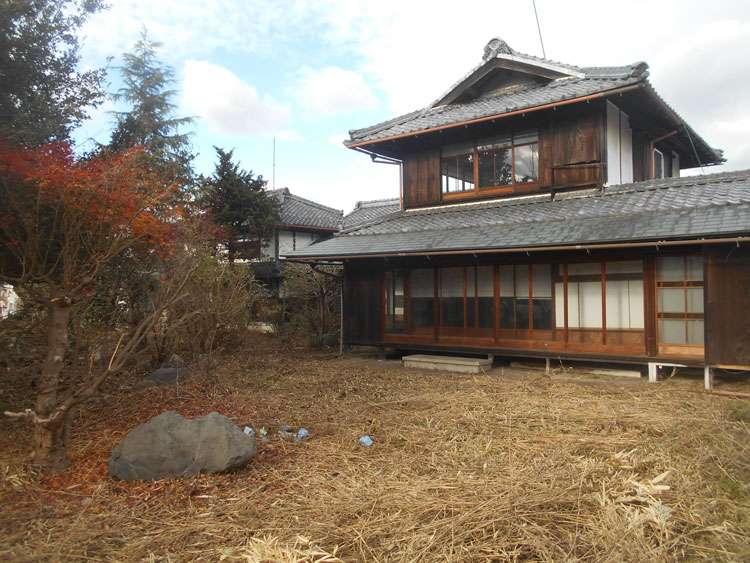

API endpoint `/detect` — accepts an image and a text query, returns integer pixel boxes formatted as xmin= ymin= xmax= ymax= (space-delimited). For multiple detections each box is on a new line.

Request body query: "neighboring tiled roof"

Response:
xmin=285 ymin=170 xmax=750 ymax=259
xmin=269 ymin=188 xmax=343 ymax=230
xmin=342 ymin=198 xmax=401 ymax=230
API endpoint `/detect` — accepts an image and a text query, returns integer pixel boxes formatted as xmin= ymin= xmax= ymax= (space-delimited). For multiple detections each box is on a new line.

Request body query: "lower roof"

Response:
xmin=285 ymin=170 xmax=750 ymax=260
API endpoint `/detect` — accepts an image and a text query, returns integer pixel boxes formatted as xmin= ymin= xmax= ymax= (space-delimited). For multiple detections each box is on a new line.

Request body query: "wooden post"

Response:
xmin=648 ymin=362 xmax=659 ymax=383
xmin=704 ymin=365 xmax=713 ymax=391
xmin=378 ymin=346 xmax=385 ymax=361
xmin=545 ymin=357 xmax=550 ymax=375
xmin=339 ymin=276 xmax=345 ymax=356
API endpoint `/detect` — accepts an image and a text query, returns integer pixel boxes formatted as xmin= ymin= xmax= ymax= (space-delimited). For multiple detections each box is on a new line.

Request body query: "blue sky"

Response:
xmin=74 ymin=0 xmax=750 ymax=213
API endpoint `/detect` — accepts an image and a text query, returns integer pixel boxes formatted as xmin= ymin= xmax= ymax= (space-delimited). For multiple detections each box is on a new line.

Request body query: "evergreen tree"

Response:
xmin=201 ymin=147 xmax=280 ymax=263
xmin=108 ymin=28 xmax=194 ymax=185
xmin=0 ymin=0 xmax=106 ymax=144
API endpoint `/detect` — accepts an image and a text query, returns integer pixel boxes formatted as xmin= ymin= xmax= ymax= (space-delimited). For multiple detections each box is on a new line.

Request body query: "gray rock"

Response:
xmin=109 ymin=411 xmax=258 ymax=481
xmin=137 ymin=359 xmax=152 ymax=371
xmin=161 ymin=354 xmax=186 ymax=369
xmin=147 ymin=367 xmax=191 ymax=386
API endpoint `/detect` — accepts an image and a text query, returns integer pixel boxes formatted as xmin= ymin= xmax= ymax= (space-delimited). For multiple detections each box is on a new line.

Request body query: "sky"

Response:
xmin=74 ymin=0 xmax=750 ymax=213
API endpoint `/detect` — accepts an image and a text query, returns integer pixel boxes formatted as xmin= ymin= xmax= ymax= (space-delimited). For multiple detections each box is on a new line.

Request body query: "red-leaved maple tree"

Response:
xmin=0 ymin=142 xmax=200 ymax=472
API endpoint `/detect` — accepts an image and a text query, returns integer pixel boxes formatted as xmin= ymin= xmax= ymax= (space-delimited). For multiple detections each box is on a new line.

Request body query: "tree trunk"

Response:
xmin=32 ymin=298 xmax=72 ymax=472
xmin=32 ymin=419 xmax=70 ymax=472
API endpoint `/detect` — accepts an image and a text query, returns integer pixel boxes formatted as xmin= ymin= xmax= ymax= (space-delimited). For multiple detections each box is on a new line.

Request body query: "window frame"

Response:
xmin=440 ymin=129 xmax=540 ymax=200
xmin=655 ymin=255 xmax=705 ymax=347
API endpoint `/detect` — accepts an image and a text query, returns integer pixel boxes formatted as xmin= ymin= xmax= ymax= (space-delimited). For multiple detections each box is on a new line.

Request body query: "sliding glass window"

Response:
xmin=657 ymin=256 xmax=704 ymax=346
xmin=410 ymin=269 xmax=434 ymax=334
xmin=385 ymin=270 xmax=406 ymax=334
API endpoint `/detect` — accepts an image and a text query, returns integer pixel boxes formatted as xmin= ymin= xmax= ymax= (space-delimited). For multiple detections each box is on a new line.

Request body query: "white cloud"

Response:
xmin=276 ymin=130 xmax=306 ymax=142
xmin=297 ymin=67 xmax=378 ymax=116
xmin=183 ymin=60 xmax=290 ymax=135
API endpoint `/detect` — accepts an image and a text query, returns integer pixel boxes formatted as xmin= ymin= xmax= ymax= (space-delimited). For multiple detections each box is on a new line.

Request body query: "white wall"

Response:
xmin=277 ymin=229 xmax=323 ymax=258
xmin=606 ymin=101 xmax=633 ymax=185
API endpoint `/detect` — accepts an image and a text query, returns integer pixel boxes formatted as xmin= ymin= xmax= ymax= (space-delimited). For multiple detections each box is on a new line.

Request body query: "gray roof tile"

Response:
xmin=269 ymin=188 xmax=343 ymax=230
xmin=286 ymin=170 xmax=750 ymax=259
xmin=342 ymin=198 xmax=401 ymax=230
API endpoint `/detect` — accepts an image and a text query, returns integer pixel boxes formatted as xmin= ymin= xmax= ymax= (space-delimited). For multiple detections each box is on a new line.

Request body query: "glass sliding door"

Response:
xmin=440 ymin=267 xmax=464 ymax=335
xmin=409 ymin=268 xmax=434 ymax=335
xmin=385 ymin=270 xmax=406 ymax=334
xmin=604 ymin=261 xmax=645 ymax=347
xmin=498 ymin=264 xmax=554 ymax=340
xmin=476 ymin=266 xmax=494 ymax=336
xmin=656 ymin=256 xmax=704 ymax=350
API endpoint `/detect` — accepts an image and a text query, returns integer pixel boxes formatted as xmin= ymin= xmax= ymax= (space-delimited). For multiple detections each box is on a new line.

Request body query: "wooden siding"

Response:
xmin=632 ymin=131 xmax=650 ymax=182
xmin=706 ymin=245 xmax=750 ymax=366
xmin=343 ymin=263 xmax=382 ymax=344
xmin=401 ymin=105 xmax=606 ymax=210
xmin=403 ymin=148 xmax=441 ymax=208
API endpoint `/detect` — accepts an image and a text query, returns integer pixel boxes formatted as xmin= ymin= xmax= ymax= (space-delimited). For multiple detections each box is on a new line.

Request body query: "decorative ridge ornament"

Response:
xmin=483 ymin=38 xmax=514 ymax=60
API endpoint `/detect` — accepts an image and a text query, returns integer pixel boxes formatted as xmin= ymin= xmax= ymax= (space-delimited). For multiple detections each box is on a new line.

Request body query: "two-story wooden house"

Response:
xmin=287 ymin=39 xmax=750 ymax=383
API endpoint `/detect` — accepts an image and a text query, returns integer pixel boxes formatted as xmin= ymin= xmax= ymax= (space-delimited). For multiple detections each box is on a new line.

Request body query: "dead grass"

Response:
xmin=1 ymin=335 xmax=749 ymax=561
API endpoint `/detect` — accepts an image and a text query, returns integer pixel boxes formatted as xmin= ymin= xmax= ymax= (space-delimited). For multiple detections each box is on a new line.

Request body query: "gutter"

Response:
xmin=347 ymin=83 xmax=643 ymax=149
xmin=286 ymin=236 xmax=750 ymax=262
xmin=277 ymin=224 xmax=339 ymax=232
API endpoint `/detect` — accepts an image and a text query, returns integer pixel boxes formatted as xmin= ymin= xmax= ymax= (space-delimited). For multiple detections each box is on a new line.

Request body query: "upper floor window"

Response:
xmin=477 ymin=130 xmax=538 ymax=189
xmin=441 ymin=141 xmax=474 ymax=193
xmin=441 ymin=130 xmax=539 ymax=195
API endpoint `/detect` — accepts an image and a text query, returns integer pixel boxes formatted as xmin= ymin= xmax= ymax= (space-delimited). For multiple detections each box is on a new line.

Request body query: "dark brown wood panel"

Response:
xmin=632 ymin=131 xmax=649 ymax=182
xmin=403 ymin=148 xmax=441 ymax=209
xmin=706 ymin=245 xmax=750 ymax=366
xmin=551 ymin=163 xmax=603 ymax=188
xmin=344 ymin=263 xmax=381 ymax=344
xmin=548 ymin=111 xmax=602 ymax=170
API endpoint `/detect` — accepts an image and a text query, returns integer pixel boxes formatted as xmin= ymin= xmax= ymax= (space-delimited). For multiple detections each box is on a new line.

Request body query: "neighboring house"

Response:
xmin=342 ymin=198 xmax=401 ymax=230
xmin=287 ymin=38 xmax=750 ymax=382
xmin=250 ymin=187 xmax=343 ymax=294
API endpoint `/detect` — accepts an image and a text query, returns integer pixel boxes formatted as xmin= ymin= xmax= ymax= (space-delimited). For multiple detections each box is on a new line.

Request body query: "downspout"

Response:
xmin=350 ymin=146 xmax=405 ymax=210
xmin=649 ymin=130 xmax=678 ymax=179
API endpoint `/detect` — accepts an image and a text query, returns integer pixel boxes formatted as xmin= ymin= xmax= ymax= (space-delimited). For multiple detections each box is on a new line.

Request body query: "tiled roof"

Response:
xmin=346 ymin=63 xmax=647 ymax=146
xmin=285 ymin=170 xmax=750 ymax=259
xmin=344 ymin=41 xmax=721 ymax=165
xmin=269 ymin=188 xmax=343 ymax=230
xmin=342 ymin=198 xmax=401 ymax=230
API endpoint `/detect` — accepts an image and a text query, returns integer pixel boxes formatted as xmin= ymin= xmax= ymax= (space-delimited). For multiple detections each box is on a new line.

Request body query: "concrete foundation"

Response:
xmin=511 ymin=360 xmax=641 ymax=379
xmin=403 ymin=354 xmax=493 ymax=374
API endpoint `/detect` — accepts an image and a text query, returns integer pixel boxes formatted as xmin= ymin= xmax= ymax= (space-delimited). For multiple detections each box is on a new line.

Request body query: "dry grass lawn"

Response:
xmin=1 ymin=334 xmax=749 ymax=561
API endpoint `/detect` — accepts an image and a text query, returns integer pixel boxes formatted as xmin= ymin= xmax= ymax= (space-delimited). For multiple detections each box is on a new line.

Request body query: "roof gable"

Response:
xmin=432 ymin=38 xmax=585 ymax=108
xmin=269 ymin=187 xmax=343 ymax=230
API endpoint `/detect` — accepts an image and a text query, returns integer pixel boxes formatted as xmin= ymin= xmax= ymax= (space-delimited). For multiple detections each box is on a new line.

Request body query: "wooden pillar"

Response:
xmin=648 ymin=362 xmax=659 ymax=383
xmin=704 ymin=365 xmax=713 ymax=391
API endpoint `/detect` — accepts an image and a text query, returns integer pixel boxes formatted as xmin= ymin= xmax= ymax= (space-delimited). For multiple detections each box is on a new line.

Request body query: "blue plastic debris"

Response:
xmin=359 ymin=436 xmax=373 ymax=447
xmin=295 ymin=428 xmax=310 ymax=441
xmin=243 ymin=426 xmax=255 ymax=437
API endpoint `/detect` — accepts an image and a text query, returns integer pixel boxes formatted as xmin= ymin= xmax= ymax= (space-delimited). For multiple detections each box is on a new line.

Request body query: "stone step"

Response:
xmin=403 ymin=354 xmax=492 ymax=374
